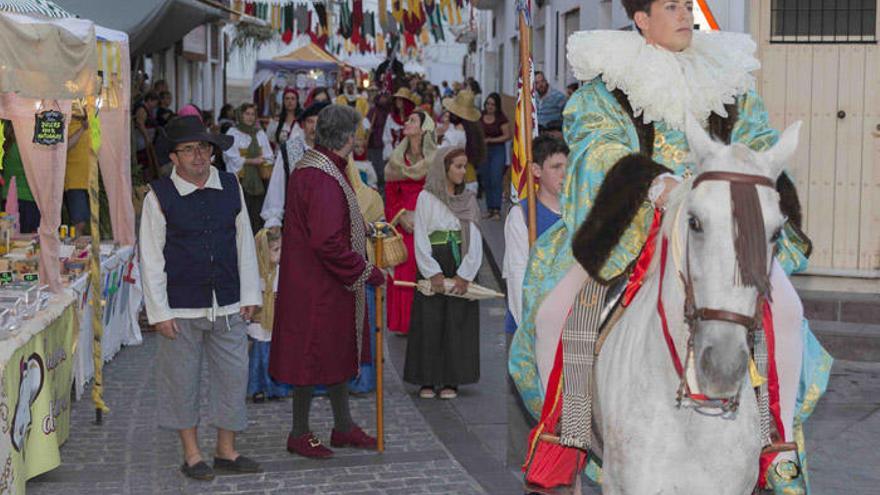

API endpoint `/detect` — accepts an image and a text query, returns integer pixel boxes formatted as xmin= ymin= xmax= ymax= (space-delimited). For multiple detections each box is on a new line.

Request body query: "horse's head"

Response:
xmin=681 ymin=115 xmax=801 ymax=398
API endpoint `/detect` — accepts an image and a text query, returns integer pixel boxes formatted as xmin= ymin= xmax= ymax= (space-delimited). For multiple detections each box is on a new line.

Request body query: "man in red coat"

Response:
xmin=269 ymin=104 xmax=385 ymax=458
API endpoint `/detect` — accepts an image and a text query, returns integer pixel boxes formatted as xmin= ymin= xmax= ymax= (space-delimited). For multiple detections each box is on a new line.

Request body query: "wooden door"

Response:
xmin=753 ymin=0 xmax=880 ymax=274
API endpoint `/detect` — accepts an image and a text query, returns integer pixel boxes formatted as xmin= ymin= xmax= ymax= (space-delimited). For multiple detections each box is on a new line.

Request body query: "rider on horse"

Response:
xmin=508 ymin=1 xmax=832 ymax=493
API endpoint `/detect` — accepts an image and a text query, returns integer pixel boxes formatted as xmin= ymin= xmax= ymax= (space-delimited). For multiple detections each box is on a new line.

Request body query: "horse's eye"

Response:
xmin=770 ymin=228 xmax=782 ymax=243
xmin=688 ymin=216 xmax=703 ymax=233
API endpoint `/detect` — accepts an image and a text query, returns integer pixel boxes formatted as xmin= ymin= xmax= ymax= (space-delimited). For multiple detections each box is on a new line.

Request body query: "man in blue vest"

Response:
xmin=140 ymin=115 xmax=262 ymax=480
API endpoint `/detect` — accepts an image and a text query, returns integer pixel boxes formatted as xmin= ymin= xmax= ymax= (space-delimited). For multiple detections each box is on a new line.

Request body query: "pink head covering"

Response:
xmin=178 ymin=104 xmax=203 ymax=122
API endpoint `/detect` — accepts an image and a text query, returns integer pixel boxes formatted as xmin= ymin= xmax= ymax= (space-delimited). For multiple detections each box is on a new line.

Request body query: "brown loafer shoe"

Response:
xmin=330 ymin=425 xmax=377 ymax=450
xmin=287 ymin=432 xmax=334 ymax=459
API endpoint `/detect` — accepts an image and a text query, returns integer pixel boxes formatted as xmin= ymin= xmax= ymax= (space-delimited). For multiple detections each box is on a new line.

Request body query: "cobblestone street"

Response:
xmin=28 ymin=330 xmax=486 ymax=495
xmin=25 ymin=220 xmax=880 ymax=494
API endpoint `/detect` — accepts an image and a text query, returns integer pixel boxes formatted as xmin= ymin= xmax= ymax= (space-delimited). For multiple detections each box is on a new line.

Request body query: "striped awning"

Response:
xmin=0 ymin=0 xmax=73 ymax=18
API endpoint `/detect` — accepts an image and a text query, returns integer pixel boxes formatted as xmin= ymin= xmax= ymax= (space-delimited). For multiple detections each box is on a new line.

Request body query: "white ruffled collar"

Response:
xmin=567 ymin=30 xmax=759 ymax=130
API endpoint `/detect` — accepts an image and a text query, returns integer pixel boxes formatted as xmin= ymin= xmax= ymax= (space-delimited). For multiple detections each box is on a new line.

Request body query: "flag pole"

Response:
xmin=374 ymin=230 xmax=385 ymax=453
xmin=518 ymin=7 xmax=537 ymax=246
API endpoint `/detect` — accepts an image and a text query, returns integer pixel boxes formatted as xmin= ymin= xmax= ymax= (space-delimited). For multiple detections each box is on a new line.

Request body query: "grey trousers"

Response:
xmin=156 ymin=314 xmax=249 ymax=432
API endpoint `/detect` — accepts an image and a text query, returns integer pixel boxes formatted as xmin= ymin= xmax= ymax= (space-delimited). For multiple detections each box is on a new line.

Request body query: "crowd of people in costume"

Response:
xmin=128 ymin=1 xmax=833 ymax=491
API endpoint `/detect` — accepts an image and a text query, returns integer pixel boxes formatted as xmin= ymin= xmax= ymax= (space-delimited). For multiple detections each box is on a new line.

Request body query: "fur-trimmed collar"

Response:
xmin=567 ymin=30 xmax=759 ymax=130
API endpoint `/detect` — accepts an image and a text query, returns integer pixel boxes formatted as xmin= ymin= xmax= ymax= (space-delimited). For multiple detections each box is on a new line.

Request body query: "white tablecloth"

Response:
xmin=68 ymin=245 xmax=143 ymax=399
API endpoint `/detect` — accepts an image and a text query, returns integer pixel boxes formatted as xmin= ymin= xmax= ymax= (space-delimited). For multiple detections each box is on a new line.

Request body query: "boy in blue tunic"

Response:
xmin=502 ymin=135 xmax=569 ymax=335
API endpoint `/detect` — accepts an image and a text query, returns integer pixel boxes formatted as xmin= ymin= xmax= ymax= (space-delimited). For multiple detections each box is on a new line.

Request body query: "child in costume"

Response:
xmin=247 ymin=227 xmax=291 ymax=402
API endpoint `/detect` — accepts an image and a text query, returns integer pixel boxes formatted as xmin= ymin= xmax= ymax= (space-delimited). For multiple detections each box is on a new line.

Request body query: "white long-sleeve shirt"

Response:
xmin=413 ymin=190 xmax=483 ymax=282
xmin=382 ymin=117 xmax=405 ymax=161
xmin=223 ymin=127 xmax=273 ymax=175
xmin=139 ymin=167 xmax=262 ymax=324
xmin=502 ymin=204 xmax=529 ymax=326
xmin=261 ymin=133 xmax=309 ymax=228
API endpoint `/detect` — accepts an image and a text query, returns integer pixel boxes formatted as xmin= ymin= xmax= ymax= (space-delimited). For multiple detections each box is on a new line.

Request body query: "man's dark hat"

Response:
xmin=165 ymin=115 xmax=233 ymax=151
xmin=298 ymin=101 xmax=330 ymax=122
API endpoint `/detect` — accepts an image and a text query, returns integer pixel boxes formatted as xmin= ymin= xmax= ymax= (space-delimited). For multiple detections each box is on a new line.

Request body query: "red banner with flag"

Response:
xmin=510 ymin=0 xmax=537 ymax=202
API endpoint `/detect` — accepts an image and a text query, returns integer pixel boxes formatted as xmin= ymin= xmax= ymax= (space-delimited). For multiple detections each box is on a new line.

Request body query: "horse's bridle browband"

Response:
xmin=692 ymin=171 xmax=775 ymax=189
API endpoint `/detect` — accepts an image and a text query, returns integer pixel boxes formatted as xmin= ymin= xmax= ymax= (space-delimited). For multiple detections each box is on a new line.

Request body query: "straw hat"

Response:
xmin=392 ymin=87 xmax=418 ymax=105
xmin=442 ymin=90 xmax=481 ymax=122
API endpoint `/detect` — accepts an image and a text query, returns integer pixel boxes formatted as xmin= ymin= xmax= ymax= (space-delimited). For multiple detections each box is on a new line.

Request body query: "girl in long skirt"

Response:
xmin=404 ymin=147 xmax=482 ymax=400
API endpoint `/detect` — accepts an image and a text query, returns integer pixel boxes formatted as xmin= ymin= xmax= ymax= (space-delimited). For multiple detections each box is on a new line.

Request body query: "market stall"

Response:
xmin=0 ymin=9 xmax=96 ymax=492
xmin=251 ymin=41 xmax=354 ymax=115
xmin=0 ymin=7 xmax=139 ymax=492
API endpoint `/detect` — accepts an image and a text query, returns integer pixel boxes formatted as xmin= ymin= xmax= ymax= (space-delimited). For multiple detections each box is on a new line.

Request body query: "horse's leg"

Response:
xmin=769 ymin=260 xmax=804 ymax=457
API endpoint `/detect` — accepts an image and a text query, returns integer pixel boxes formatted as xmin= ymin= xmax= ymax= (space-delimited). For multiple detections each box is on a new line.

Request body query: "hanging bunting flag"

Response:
xmin=426 ymin=0 xmax=445 ymax=42
xmin=313 ymin=2 xmax=330 ymax=48
xmin=351 ymin=0 xmax=364 ymax=46
xmin=338 ymin=0 xmax=353 ymax=39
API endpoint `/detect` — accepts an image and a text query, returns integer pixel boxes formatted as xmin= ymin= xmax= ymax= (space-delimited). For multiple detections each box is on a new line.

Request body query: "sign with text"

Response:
xmin=32 ymin=111 xmax=65 ymax=146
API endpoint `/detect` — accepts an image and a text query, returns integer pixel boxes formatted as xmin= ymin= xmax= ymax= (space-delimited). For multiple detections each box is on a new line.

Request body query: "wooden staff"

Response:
xmin=519 ymin=9 xmax=537 ymax=246
xmin=374 ymin=234 xmax=385 ymax=453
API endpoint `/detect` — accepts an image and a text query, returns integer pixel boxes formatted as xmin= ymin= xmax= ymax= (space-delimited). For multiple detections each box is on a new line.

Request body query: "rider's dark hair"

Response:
xmin=621 ymin=0 xmax=655 ymax=19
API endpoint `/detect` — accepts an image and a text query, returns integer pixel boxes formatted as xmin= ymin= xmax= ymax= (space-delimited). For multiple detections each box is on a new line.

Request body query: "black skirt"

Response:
xmin=403 ymin=242 xmax=480 ymax=387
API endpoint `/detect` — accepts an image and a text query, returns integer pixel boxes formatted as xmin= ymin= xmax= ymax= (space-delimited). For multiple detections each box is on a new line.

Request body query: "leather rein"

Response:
xmin=658 ymin=171 xmax=775 ymax=412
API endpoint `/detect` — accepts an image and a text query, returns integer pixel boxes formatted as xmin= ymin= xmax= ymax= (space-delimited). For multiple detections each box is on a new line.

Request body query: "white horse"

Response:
xmin=593 ymin=117 xmax=802 ymax=494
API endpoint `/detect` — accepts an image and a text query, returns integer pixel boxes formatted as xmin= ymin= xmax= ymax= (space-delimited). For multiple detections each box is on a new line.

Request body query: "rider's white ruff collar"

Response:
xmin=567 ymin=30 xmax=760 ymax=131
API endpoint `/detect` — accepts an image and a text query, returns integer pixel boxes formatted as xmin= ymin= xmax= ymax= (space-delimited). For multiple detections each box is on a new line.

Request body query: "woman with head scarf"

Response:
xmin=383 ymin=110 xmax=437 ymax=335
xmin=404 ymin=146 xmax=482 ymax=400
xmin=303 ymin=86 xmax=331 ymax=108
xmin=223 ymin=102 xmax=274 ymax=232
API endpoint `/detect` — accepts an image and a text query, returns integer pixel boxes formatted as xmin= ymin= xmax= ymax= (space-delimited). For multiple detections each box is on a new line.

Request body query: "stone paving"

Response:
xmin=28 ymin=331 xmax=486 ymax=495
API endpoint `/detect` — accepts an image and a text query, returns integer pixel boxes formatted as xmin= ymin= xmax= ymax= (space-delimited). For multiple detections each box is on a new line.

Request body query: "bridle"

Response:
xmin=658 ymin=171 xmax=776 ymax=413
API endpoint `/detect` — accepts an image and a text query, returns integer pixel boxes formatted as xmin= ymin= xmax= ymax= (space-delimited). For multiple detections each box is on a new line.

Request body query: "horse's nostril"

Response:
xmin=699 ymin=346 xmax=748 ymax=386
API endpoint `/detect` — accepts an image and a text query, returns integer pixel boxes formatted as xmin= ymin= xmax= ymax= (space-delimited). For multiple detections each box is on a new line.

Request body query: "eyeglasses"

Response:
xmin=173 ymin=142 xmax=212 ymax=158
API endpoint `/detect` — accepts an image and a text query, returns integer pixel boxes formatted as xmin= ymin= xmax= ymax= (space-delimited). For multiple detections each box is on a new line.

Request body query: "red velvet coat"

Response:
xmin=269 ymin=147 xmax=383 ymax=386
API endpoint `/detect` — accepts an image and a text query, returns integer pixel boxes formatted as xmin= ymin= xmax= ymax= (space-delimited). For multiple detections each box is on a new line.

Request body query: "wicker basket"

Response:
xmin=377 ymin=223 xmax=408 ymax=268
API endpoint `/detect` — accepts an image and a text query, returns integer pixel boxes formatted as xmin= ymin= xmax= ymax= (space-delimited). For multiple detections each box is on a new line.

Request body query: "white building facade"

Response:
xmin=473 ymin=0 xmax=880 ymax=279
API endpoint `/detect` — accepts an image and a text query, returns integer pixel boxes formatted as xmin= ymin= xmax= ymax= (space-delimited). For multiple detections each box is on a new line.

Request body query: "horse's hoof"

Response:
xmin=765 ymin=459 xmax=806 ymax=495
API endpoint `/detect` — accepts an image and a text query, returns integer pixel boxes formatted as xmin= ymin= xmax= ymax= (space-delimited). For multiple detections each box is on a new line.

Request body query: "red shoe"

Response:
xmin=286 ymin=432 xmax=334 ymax=459
xmin=330 ymin=425 xmax=378 ymax=450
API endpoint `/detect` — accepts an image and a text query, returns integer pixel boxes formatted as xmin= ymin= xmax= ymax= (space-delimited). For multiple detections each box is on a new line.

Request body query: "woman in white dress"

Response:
xmin=224 ymin=102 xmax=273 ymax=232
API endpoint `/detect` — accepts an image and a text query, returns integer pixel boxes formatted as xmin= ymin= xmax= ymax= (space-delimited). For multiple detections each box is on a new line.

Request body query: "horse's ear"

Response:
xmin=763 ymin=121 xmax=802 ymax=179
xmin=685 ymin=114 xmax=720 ymax=165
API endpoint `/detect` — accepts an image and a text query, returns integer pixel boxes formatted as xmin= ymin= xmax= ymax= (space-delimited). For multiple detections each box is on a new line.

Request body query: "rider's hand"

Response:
xmin=653 ymin=176 xmax=680 ymax=210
